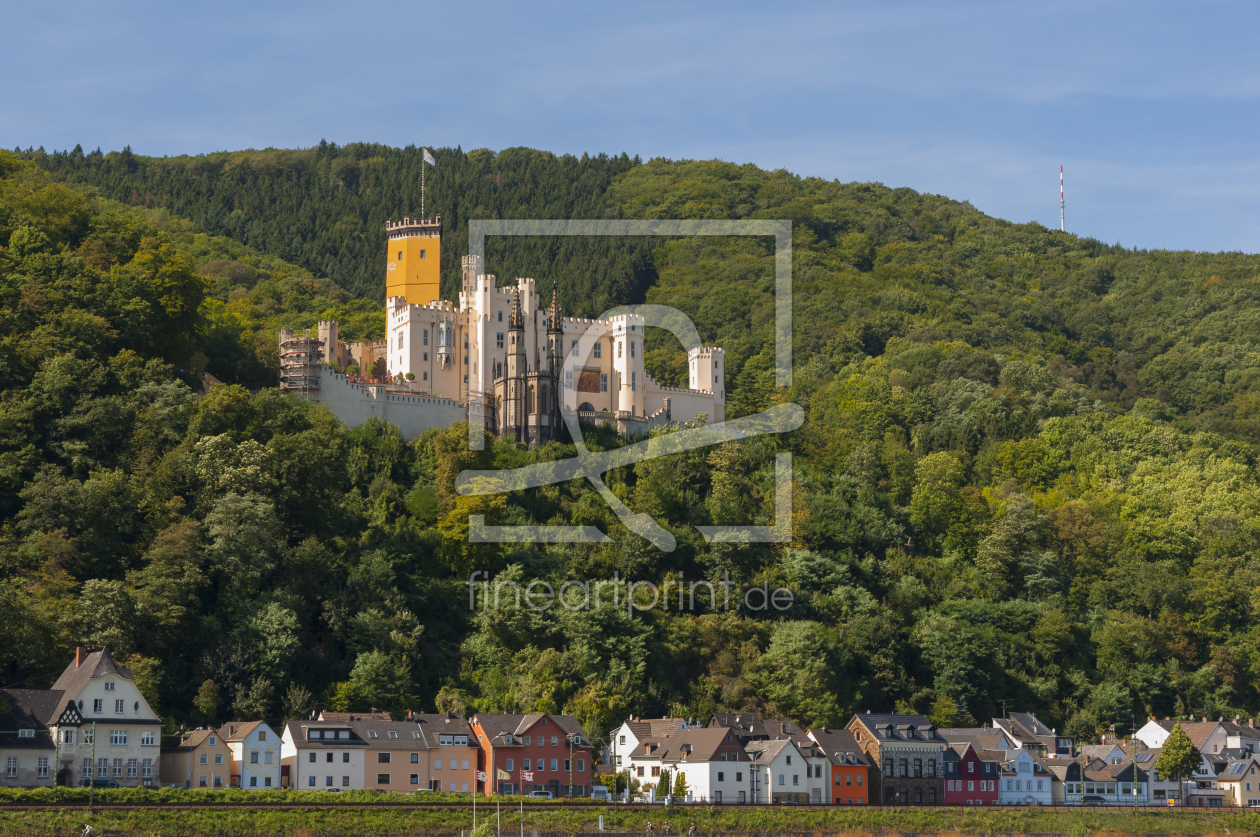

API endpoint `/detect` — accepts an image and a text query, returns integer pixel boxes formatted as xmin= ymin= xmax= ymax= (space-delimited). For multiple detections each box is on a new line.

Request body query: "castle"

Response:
xmin=279 ymin=215 xmax=726 ymax=443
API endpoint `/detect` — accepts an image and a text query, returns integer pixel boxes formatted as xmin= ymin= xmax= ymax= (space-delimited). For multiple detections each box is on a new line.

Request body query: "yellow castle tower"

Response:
xmin=384 ymin=215 xmax=441 ymax=306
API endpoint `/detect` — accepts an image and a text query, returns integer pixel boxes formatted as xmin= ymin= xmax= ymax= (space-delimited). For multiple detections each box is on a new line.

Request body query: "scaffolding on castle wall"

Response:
xmin=278 ymin=328 xmax=323 ymax=398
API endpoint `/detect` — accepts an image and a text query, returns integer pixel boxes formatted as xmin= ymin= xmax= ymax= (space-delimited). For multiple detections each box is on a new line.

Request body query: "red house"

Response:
xmin=943 ymin=742 xmax=999 ymax=805
xmin=469 ymin=713 xmax=592 ymax=798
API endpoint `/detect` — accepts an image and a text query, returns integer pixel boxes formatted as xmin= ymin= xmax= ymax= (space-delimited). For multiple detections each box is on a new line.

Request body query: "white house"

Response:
xmin=221 ymin=721 xmax=281 ymax=789
xmin=1135 ymin=719 xmax=1228 ymax=806
xmin=660 ymin=727 xmax=753 ymax=804
xmin=280 ymin=720 xmax=368 ymax=790
xmin=45 ymin=647 xmax=163 ymax=787
xmin=745 ymin=739 xmax=808 ymax=804
xmin=996 ymin=748 xmax=1053 ymax=805
xmin=610 ymin=717 xmax=688 ymax=774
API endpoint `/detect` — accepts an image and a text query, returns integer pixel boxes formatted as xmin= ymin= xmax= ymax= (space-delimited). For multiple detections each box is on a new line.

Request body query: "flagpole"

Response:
xmin=421 ymin=142 xmax=426 ymax=218
xmin=473 ymin=771 xmax=477 ymax=834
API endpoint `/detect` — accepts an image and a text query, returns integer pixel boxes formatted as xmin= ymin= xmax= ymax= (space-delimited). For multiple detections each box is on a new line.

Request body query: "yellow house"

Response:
xmin=1219 ymin=755 xmax=1260 ymax=807
xmin=160 ymin=728 xmax=234 ymax=788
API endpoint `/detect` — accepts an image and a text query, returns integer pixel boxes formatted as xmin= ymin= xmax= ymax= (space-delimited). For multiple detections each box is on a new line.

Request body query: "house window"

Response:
xmin=379 ymin=753 xmax=391 ymax=764
xmin=251 ymin=753 xmax=259 ymax=764
xmin=200 ymin=754 xmax=208 ymax=765
xmin=550 ymin=759 xmax=557 ymax=771
xmin=115 ymin=699 xmax=125 ymax=713
xmin=104 ymin=682 xmax=115 ymax=691
xmin=914 ymin=758 xmax=922 ymax=778
xmin=968 ymin=761 xmax=974 ymax=773
xmin=93 ymin=699 xmax=103 ymax=713
xmin=215 ymin=754 xmax=223 ymax=765
xmin=378 ymin=774 xmax=390 ymax=784
xmin=97 ymin=759 xmax=108 ymax=778
xmin=64 ymin=730 xmax=75 ymax=745
xmin=435 ymin=759 xmax=443 ymax=769
xmin=411 ymin=753 xmax=419 ymax=763
xmin=778 ymin=775 xmax=784 ymax=786
xmin=884 ymin=758 xmax=893 ymax=777
xmin=507 ymin=759 xmax=514 ymax=771
xmin=142 ymin=759 xmax=152 ymax=778
xmin=523 ymin=759 xmax=530 ymax=771
xmin=343 ymin=753 xmax=351 ymax=763
xmin=898 ymin=758 xmax=907 ymax=777
xmin=411 ymin=774 xmax=420 ymax=784
xmin=308 ymin=753 xmax=316 ymax=763
xmin=928 ymin=759 xmax=936 ymax=777
xmin=110 ymin=730 xmax=127 ymax=745
xmin=112 ymin=759 xmax=123 ymax=777
xmin=718 ymin=772 xmax=725 ymax=781
xmin=141 ymin=731 xmax=155 ymax=746
xmin=34 ymin=758 xmax=47 ymax=778
xmin=249 ymin=776 xmax=257 ymax=787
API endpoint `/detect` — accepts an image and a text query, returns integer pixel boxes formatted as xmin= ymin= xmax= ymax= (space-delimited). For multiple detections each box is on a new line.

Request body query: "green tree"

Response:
xmin=672 ymin=769 xmax=688 ymax=798
xmin=193 ymin=679 xmax=220 ymax=724
xmin=1155 ymin=723 xmax=1202 ymax=783
xmin=349 ymin=651 xmax=411 ymax=710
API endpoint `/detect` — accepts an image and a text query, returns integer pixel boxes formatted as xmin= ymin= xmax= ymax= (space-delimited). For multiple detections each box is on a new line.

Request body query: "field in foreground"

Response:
xmin=4 ymin=804 xmax=1260 ymax=837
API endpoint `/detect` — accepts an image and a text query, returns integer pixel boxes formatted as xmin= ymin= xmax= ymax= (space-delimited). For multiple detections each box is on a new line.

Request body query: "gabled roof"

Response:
xmin=471 ymin=713 xmax=589 ymax=748
xmin=414 ymin=712 xmax=472 ymax=742
xmin=1083 ymin=760 xmax=1144 ymax=782
xmin=1 ymin=688 xmax=66 ymax=726
xmin=161 ymin=728 xmax=228 ymax=752
xmin=319 ymin=711 xmax=392 ymax=722
xmin=1146 ymin=720 xmax=1221 ymax=749
xmin=849 ymin=713 xmax=940 ymax=742
xmin=1220 ymin=755 xmax=1260 ymax=780
xmin=1221 ymin=720 xmax=1260 ymax=739
xmin=710 ymin=713 xmax=768 ymax=741
xmin=353 ymin=719 xmax=431 ymax=748
xmin=745 ymin=738 xmax=798 ymax=762
xmin=50 ymin=647 xmax=132 ymax=699
xmin=810 ymin=727 xmax=868 ymax=766
xmin=219 ymin=721 xmax=266 ymax=742
xmin=0 ymin=689 xmax=57 ymax=751
xmin=656 ymin=727 xmax=743 ymax=764
xmin=282 ymin=720 xmax=369 ymax=747
xmin=1080 ymin=744 xmax=1125 ymax=762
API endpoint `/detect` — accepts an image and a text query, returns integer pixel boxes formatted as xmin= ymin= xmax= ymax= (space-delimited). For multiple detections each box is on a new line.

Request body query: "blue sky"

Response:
xmin=5 ymin=0 xmax=1259 ymax=253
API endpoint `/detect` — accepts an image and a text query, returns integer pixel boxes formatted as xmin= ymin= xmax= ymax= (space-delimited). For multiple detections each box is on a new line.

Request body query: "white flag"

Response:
xmin=422 ymin=148 xmax=436 ymax=166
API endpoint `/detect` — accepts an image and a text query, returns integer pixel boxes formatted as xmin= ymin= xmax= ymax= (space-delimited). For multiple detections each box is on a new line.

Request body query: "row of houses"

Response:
xmin=5 ymin=647 xmax=1259 ymax=807
xmin=0 ymin=647 xmax=593 ymax=796
xmin=610 ymin=710 xmax=1260 ymax=807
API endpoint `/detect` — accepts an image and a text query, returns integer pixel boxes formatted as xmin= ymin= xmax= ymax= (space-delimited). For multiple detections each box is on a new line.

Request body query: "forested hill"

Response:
xmin=7 ymin=143 xmax=1260 ymax=745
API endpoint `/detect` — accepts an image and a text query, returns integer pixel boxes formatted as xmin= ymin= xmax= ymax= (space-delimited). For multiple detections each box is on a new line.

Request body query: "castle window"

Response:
xmin=423 ymin=353 xmax=428 ymax=361
xmin=631 ymin=373 xmax=636 ymax=392
xmin=497 ymin=333 xmax=504 ymax=349
xmin=630 ymin=341 xmax=635 ymax=358
xmin=600 ymin=374 xmax=608 ymax=392
xmin=420 ymin=249 xmax=426 ymax=258
xmin=423 ymin=329 xmax=429 ymax=345
xmin=565 ymin=371 xmax=574 ymax=390
xmin=571 ymin=340 xmax=579 ymax=357
xmin=594 ymin=343 xmax=601 ymax=359
xmin=618 ymin=341 xmax=622 ymax=359
xmin=498 ymin=311 xmax=503 ymax=322
xmin=528 ymin=386 xmax=535 ymax=413
xmin=398 ymin=332 xmax=404 ymax=349
xmin=398 ymin=251 xmax=402 ymax=261
xmin=423 ymin=372 xmax=428 ymax=381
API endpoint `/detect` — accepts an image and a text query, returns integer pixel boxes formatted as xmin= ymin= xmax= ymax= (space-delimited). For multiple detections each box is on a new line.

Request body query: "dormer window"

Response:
xmin=388 ymin=731 xmax=398 ymax=739
xmin=17 ymin=729 xmax=34 ymax=739
xmin=104 ymin=682 xmax=115 ymax=691
xmin=369 ymin=731 xmax=378 ymax=739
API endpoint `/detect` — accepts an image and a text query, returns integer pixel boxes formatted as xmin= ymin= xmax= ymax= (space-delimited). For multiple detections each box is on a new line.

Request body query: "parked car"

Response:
xmin=530 ymin=790 xmax=554 ymax=799
xmin=324 ymin=787 xmax=343 ymax=793
xmin=79 ymin=779 xmax=121 ymax=788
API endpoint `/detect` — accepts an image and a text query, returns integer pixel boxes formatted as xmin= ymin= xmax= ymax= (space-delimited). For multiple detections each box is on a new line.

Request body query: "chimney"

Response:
xmin=1250 ymin=719 xmax=1256 ymax=729
xmin=75 ymin=647 xmax=87 ymax=667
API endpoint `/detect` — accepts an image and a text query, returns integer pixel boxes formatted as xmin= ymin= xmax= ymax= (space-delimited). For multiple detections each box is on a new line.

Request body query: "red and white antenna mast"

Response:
xmin=1060 ymin=166 xmax=1065 ymax=231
